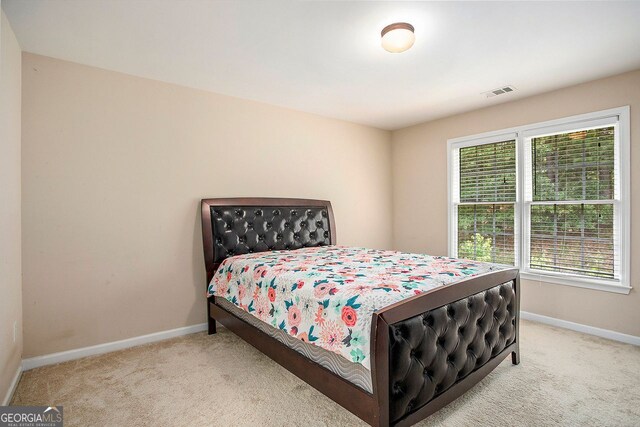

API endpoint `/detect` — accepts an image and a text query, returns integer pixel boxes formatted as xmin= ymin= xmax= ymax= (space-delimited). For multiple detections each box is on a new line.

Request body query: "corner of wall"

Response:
xmin=0 ymin=7 xmax=23 ymax=405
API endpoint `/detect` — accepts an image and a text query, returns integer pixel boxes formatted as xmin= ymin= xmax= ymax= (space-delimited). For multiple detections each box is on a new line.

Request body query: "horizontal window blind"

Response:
xmin=459 ymin=140 xmax=516 ymax=202
xmin=528 ymin=124 xmax=618 ymax=280
xmin=529 ymin=203 xmax=615 ymax=278
xmin=456 ymin=139 xmax=516 ymax=265
xmin=531 ymin=127 xmax=615 ymax=201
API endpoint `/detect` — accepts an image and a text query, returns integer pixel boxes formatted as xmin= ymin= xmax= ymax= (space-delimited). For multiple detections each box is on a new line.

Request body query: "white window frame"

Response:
xmin=447 ymin=106 xmax=631 ymax=294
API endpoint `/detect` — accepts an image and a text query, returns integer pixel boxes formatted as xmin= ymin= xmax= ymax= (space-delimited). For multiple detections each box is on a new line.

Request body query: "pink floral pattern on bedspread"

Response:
xmin=208 ymin=246 xmax=507 ymax=369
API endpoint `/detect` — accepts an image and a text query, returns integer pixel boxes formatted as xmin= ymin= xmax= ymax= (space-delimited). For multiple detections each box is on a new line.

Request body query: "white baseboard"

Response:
xmin=22 ymin=323 xmax=207 ymax=371
xmin=2 ymin=364 xmax=22 ymax=406
xmin=521 ymin=311 xmax=640 ymax=346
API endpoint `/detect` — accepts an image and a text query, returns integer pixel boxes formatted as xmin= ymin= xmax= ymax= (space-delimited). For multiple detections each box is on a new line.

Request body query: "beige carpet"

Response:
xmin=12 ymin=320 xmax=640 ymax=426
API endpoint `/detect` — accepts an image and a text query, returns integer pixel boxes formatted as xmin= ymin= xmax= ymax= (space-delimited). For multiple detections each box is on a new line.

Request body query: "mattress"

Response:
xmin=216 ymin=297 xmax=374 ymax=392
xmin=208 ymin=245 xmax=507 ymax=373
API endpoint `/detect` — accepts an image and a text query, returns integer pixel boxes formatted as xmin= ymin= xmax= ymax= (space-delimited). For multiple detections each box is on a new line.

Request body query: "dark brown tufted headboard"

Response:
xmin=200 ymin=198 xmax=336 ymax=284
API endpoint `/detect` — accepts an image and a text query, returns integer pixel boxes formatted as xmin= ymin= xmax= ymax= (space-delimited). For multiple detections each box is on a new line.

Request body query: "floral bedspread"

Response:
xmin=208 ymin=246 xmax=506 ymax=369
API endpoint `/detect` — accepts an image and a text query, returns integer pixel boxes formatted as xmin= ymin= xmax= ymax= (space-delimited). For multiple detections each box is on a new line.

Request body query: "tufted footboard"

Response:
xmin=371 ymin=269 xmax=520 ymax=427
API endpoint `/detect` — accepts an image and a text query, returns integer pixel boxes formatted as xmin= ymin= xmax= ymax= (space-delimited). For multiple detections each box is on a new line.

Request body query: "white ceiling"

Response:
xmin=4 ymin=0 xmax=640 ymax=130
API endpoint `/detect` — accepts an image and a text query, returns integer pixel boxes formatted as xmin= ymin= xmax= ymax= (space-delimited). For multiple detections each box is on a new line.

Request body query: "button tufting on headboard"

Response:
xmin=201 ymin=198 xmax=336 ymax=284
xmin=211 ymin=205 xmax=332 ymax=264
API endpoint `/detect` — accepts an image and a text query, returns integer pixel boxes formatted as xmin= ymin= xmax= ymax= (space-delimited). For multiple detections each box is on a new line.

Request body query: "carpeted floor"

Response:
xmin=12 ymin=320 xmax=640 ymax=426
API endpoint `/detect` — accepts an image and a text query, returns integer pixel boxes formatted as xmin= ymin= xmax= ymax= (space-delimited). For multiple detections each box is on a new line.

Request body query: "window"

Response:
xmin=448 ymin=107 xmax=630 ymax=294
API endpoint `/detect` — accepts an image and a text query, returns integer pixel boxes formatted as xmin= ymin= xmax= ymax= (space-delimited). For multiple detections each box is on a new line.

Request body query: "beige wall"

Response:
xmin=21 ymin=53 xmax=392 ymax=357
xmin=392 ymin=69 xmax=640 ymax=336
xmin=0 ymin=10 xmax=22 ymax=402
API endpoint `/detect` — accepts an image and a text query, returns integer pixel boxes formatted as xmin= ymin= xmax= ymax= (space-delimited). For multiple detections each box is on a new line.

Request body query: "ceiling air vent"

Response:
xmin=483 ymin=85 xmax=516 ymax=98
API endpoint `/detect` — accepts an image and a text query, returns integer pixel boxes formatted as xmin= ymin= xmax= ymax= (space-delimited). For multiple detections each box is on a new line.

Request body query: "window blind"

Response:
xmin=529 ymin=203 xmax=614 ymax=278
xmin=456 ymin=140 xmax=516 ymax=264
xmin=528 ymin=125 xmax=618 ymax=279
xmin=459 ymin=140 xmax=516 ymax=202
xmin=531 ymin=127 xmax=615 ymax=201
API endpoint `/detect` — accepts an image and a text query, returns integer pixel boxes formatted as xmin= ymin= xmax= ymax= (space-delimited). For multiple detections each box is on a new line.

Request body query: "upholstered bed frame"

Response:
xmin=201 ymin=197 xmax=520 ymax=426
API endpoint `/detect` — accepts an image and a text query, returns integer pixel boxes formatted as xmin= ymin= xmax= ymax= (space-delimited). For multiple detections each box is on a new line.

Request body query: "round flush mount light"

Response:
xmin=381 ymin=22 xmax=415 ymax=53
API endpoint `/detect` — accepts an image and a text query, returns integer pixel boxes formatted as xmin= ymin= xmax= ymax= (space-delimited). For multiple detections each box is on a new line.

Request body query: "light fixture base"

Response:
xmin=381 ymin=22 xmax=415 ymax=38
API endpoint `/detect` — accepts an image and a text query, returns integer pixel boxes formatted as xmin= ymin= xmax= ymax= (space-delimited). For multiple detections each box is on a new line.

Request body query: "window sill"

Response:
xmin=520 ymin=271 xmax=631 ymax=295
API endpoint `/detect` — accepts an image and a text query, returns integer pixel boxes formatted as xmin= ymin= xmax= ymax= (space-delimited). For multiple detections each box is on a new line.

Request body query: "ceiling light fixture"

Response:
xmin=381 ymin=22 xmax=415 ymax=53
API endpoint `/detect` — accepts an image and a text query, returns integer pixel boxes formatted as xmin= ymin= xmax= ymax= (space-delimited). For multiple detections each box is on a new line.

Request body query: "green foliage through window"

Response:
xmin=532 ymin=127 xmax=614 ymax=201
xmin=459 ymin=140 xmax=516 ymax=203
xmin=529 ymin=203 xmax=614 ymax=278
xmin=457 ymin=204 xmax=515 ymax=265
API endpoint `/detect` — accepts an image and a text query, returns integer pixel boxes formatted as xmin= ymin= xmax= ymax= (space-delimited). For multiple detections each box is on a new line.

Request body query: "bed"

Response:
xmin=200 ymin=197 xmax=520 ymax=426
